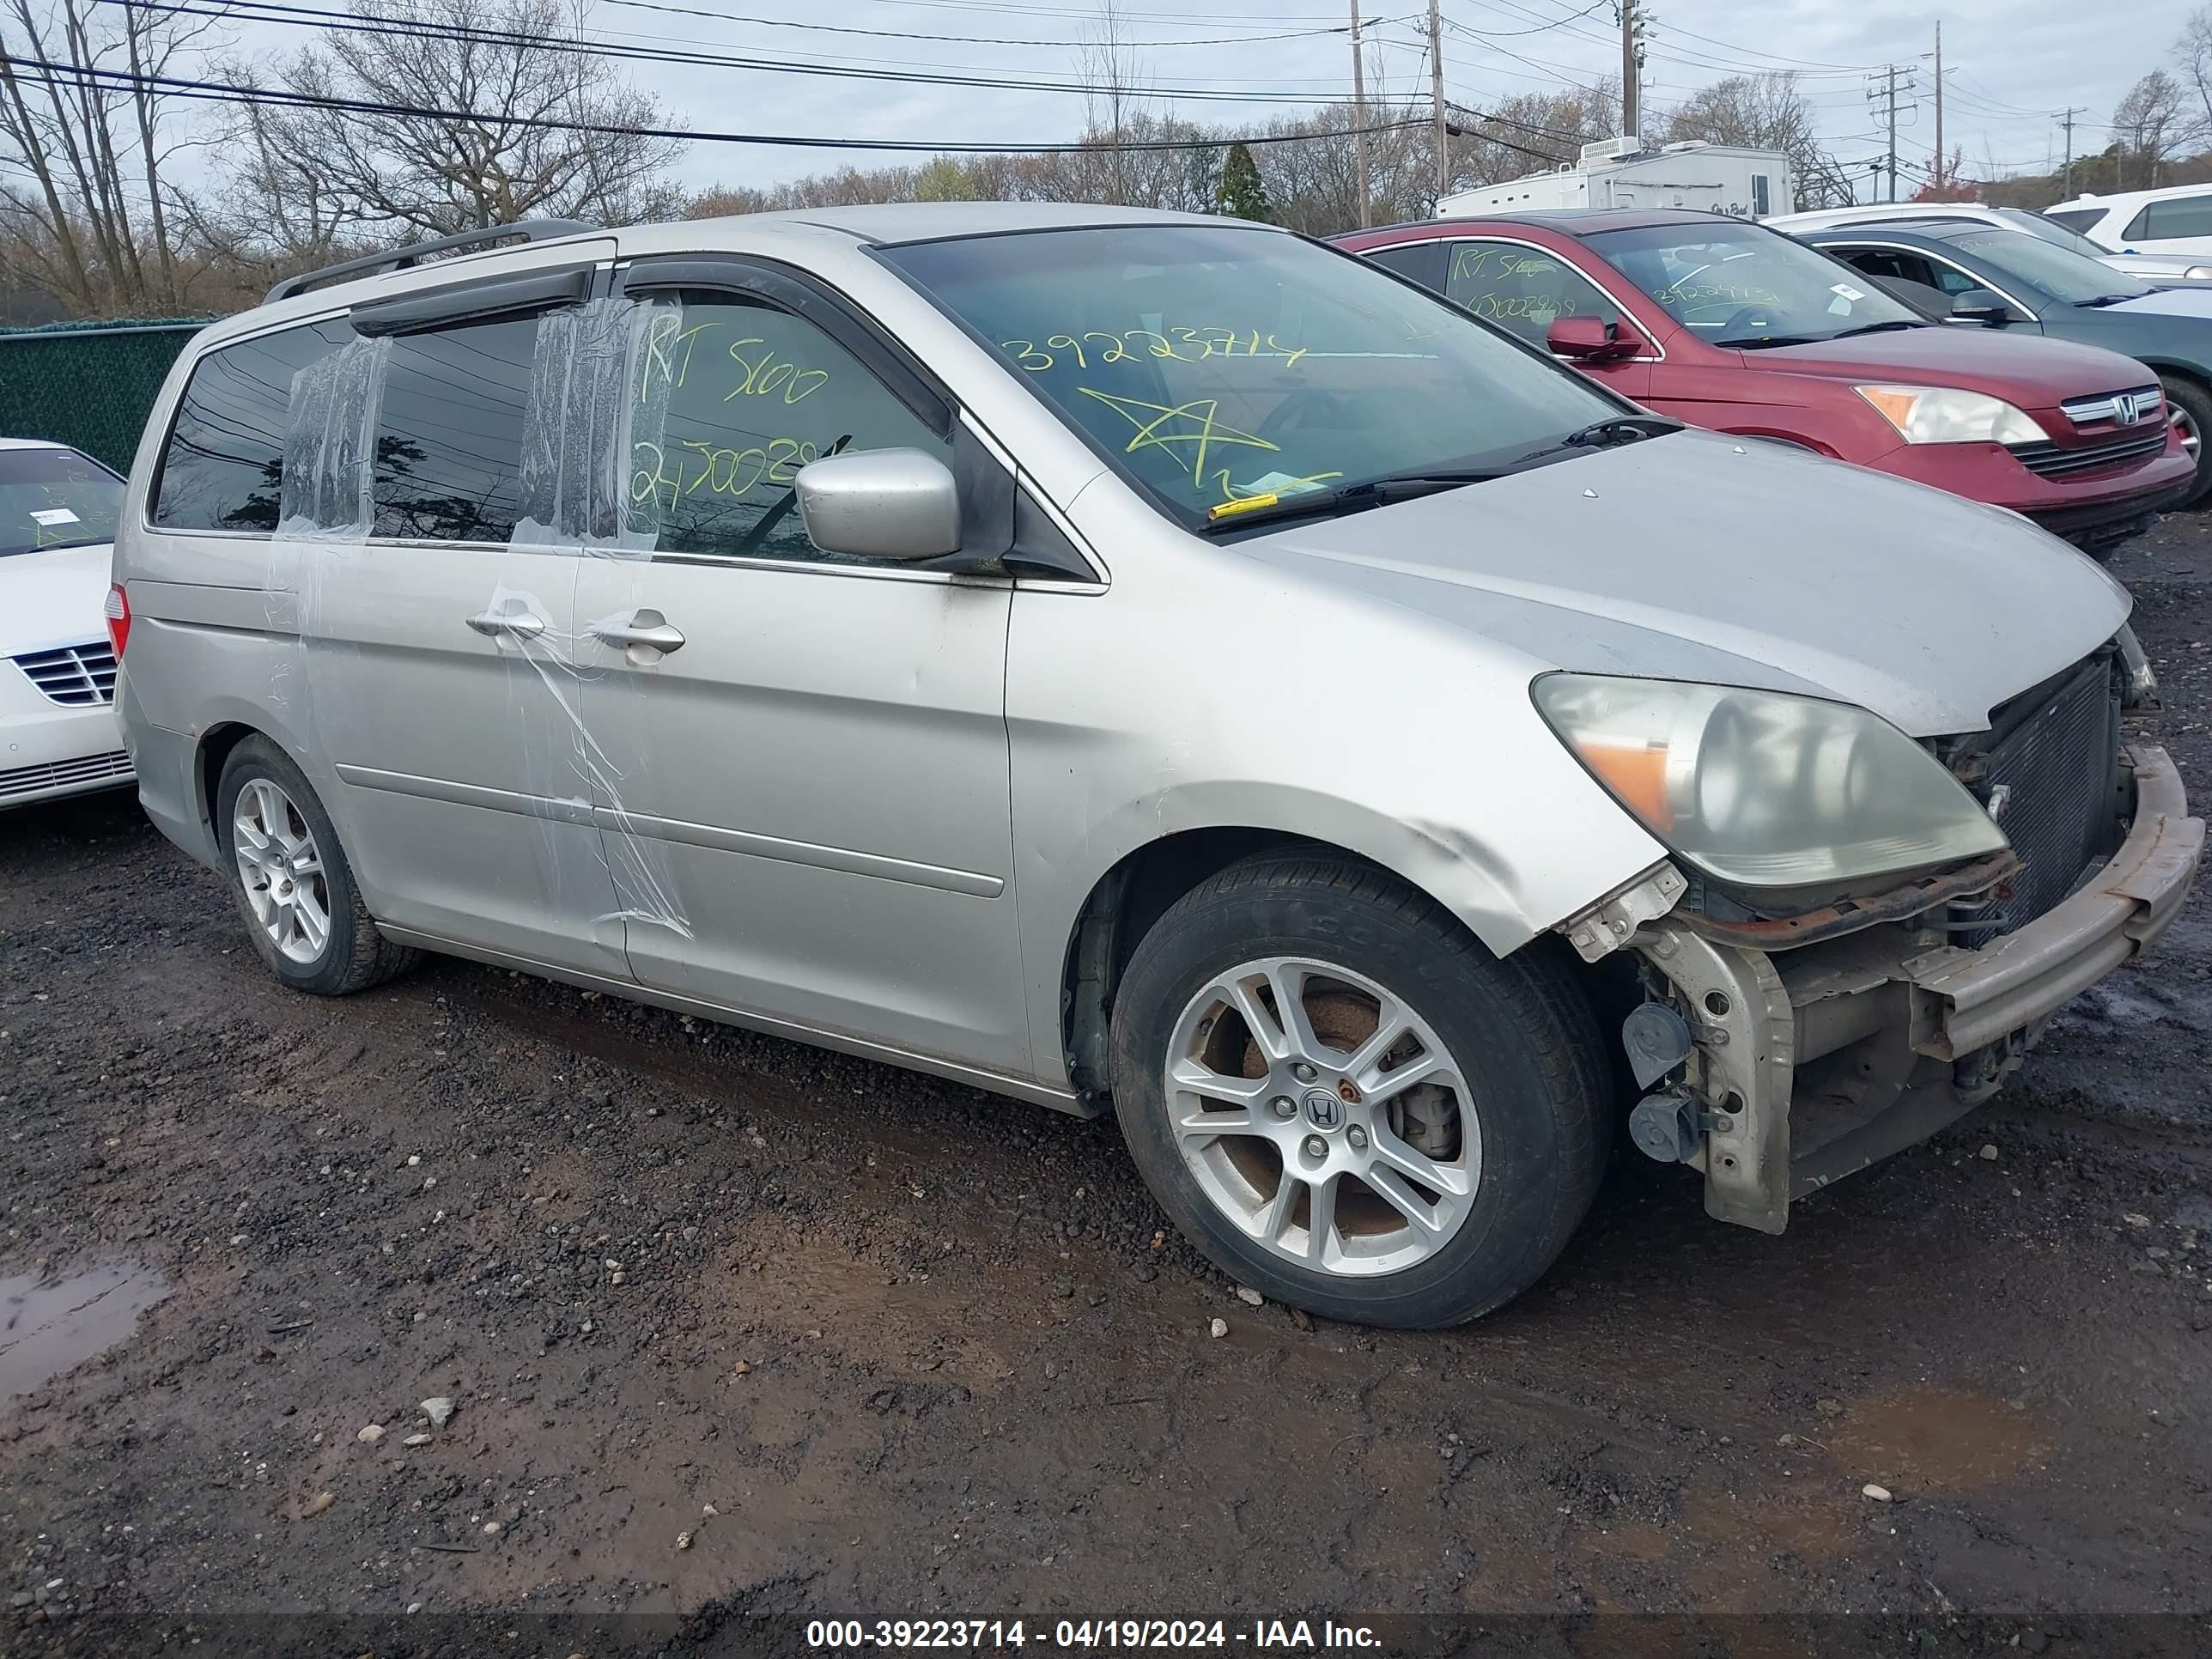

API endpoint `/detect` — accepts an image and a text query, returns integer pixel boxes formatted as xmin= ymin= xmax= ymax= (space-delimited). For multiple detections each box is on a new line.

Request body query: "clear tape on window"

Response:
xmin=270 ymin=293 xmax=693 ymax=958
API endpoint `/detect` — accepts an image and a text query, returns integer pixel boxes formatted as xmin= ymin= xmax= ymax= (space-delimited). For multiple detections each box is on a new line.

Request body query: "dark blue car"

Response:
xmin=1802 ymin=219 xmax=2212 ymax=506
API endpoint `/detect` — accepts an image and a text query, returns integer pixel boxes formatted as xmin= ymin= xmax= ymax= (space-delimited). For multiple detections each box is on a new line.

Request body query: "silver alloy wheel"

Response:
xmin=2176 ymin=404 xmax=2202 ymax=462
xmin=1164 ymin=957 xmax=1480 ymax=1277
xmin=232 ymin=777 xmax=331 ymax=965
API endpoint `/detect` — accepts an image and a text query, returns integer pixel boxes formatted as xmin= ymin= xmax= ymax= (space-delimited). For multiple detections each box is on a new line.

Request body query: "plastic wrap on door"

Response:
xmin=504 ymin=294 xmax=691 ymax=940
xmin=270 ymin=336 xmax=388 ymax=733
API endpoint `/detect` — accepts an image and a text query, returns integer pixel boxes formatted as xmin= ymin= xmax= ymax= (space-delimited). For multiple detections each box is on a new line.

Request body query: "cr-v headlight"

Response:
xmin=1533 ymin=674 xmax=2009 ymax=888
xmin=1855 ymin=384 xmax=2048 ymax=445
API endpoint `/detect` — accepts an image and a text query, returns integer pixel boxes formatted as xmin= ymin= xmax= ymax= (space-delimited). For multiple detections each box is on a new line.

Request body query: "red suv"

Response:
xmin=1337 ymin=210 xmax=2194 ymax=555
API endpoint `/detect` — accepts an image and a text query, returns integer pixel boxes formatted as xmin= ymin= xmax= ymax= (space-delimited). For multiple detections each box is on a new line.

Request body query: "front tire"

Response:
xmin=1109 ymin=851 xmax=1609 ymax=1328
xmin=2158 ymin=374 xmax=2212 ymax=507
xmin=215 ymin=736 xmax=416 ymax=995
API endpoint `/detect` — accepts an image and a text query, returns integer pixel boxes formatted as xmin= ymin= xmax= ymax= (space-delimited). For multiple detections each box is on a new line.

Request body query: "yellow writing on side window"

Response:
xmin=636 ymin=310 xmax=833 ymax=406
xmin=630 ymin=435 xmax=822 ymax=514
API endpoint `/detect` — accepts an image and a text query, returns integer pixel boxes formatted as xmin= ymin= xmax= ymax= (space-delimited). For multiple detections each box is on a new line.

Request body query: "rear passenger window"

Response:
xmin=1444 ymin=240 xmax=1619 ymax=345
xmin=1362 ymin=242 xmax=1445 ymax=291
xmin=2140 ymin=196 xmax=2212 ymax=241
xmin=371 ymin=316 xmax=536 ymax=542
xmin=154 ymin=319 xmax=353 ymax=533
xmin=626 ymin=295 xmax=950 ymax=563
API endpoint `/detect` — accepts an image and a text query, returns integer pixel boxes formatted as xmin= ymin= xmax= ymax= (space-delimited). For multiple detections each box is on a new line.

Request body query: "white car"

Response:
xmin=2 ymin=439 xmax=133 ymax=806
xmin=1770 ymin=203 xmax=2212 ymax=284
xmin=2045 ymin=185 xmax=2212 ymax=264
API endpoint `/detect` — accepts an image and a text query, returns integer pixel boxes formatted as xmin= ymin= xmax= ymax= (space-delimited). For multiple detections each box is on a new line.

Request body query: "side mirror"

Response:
xmin=794 ymin=449 xmax=962 ymax=562
xmin=1547 ymin=315 xmax=1644 ymax=361
xmin=1949 ymin=288 xmax=2013 ymax=325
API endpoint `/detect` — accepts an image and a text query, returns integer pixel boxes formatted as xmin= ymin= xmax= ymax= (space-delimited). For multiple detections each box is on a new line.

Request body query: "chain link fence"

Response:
xmin=0 ymin=319 xmax=211 ymax=473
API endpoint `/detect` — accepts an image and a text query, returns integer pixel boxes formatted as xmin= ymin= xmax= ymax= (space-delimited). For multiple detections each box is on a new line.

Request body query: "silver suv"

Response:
xmin=112 ymin=205 xmax=2203 ymax=1327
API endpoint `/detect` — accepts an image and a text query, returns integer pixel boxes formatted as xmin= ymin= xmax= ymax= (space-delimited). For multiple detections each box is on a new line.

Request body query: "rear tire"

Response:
xmin=2158 ymin=374 xmax=2212 ymax=507
xmin=1108 ymin=850 xmax=1609 ymax=1328
xmin=215 ymin=736 xmax=416 ymax=995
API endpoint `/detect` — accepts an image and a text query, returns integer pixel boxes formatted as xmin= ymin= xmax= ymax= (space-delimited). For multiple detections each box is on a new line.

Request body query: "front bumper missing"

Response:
xmin=1624 ymin=744 xmax=2203 ymax=1233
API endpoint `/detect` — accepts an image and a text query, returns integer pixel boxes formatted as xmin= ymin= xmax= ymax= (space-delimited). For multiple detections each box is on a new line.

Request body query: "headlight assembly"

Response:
xmin=1533 ymin=674 xmax=2010 ymax=889
xmin=1854 ymin=384 xmax=2048 ymax=446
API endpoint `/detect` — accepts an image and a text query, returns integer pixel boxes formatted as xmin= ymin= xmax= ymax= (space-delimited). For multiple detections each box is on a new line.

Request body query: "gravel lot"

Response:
xmin=3 ymin=518 xmax=2211 ymax=1656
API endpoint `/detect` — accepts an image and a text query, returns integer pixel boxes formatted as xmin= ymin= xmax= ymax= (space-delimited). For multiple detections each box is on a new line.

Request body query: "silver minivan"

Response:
xmin=112 ymin=205 xmax=2203 ymax=1327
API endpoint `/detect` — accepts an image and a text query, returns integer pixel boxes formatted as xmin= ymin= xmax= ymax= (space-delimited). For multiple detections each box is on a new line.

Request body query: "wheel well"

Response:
xmin=1057 ymin=829 xmax=1362 ymax=1104
xmin=195 ymin=722 xmax=258 ymax=850
xmin=2149 ymin=362 xmax=2209 ymax=400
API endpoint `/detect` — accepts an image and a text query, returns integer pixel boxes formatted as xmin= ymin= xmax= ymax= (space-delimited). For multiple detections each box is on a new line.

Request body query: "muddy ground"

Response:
xmin=3 ymin=521 xmax=2211 ymax=1659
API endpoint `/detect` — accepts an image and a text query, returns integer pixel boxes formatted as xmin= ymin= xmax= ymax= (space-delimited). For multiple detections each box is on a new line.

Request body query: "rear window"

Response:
xmin=2 ymin=446 xmax=124 ymax=558
xmin=153 ymin=319 xmax=356 ymax=533
xmin=2041 ymin=208 xmax=2105 ymax=234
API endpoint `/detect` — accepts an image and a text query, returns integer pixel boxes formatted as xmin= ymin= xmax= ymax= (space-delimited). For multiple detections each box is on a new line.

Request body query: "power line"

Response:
xmin=100 ymin=0 xmax=1370 ymax=104
xmin=1436 ymin=0 xmax=1602 ymax=39
xmin=2 ymin=54 xmax=1440 ymax=152
xmin=605 ymin=0 xmax=1388 ymax=51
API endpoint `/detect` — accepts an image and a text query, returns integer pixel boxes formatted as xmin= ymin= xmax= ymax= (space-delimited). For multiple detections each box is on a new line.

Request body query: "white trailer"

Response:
xmin=1438 ymin=137 xmax=1793 ymax=222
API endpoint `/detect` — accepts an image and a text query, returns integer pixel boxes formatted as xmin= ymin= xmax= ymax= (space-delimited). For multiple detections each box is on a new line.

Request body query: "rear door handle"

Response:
xmin=590 ymin=611 xmax=686 ymax=654
xmin=465 ymin=609 xmax=547 ymax=640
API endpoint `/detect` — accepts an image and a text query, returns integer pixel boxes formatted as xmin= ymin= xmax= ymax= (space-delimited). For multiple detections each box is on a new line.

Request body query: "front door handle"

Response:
xmin=590 ymin=611 xmax=686 ymax=655
xmin=465 ymin=608 xmax=546 ymax=640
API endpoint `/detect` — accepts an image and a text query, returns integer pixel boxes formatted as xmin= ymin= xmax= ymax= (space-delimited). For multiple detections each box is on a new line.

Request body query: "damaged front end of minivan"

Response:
xmin=1551 ymin=639 xmax=2203 ymax=1234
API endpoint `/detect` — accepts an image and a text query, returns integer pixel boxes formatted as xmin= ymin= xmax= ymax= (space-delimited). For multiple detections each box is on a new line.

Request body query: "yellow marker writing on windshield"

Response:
xmin=1207 ymin=493 xmax=1281 ymax=520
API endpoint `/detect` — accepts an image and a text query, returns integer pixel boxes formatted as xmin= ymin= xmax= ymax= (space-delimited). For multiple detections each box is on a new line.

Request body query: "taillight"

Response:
xmin=105 ymin=582 xmax=131 ymax=658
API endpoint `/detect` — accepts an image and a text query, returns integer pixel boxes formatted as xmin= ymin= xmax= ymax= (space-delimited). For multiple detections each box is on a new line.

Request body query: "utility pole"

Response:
xmin=1865 ymin=66 xmax=1913 ymax=204
xmin=1428 ymin=0 xmax=1448 ymax=200
xmin=2060 ymin=106 xmax=2082 ymax=199
xmin=1885 ymin=65 xmax=1899 ymax=201
xmin=1620 ymin=0 xmax=1641 ymax=138
xmin=1932 ymin=19 xmax=1943 ymax=193
xmin=1351 ymin=0 xmax=1370 ymax=228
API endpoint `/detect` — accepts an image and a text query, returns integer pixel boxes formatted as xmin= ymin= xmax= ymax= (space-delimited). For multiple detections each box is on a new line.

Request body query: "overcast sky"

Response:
xmin=216 ymin=0 xmax=2207 ymax=197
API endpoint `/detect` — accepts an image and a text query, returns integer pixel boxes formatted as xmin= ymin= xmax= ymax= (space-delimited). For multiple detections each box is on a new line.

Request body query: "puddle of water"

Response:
xmin=1828 ymin=1386 xmax=2044 ymax=1491
xmin=0 ymin=1262 xmax=169 ymax=1406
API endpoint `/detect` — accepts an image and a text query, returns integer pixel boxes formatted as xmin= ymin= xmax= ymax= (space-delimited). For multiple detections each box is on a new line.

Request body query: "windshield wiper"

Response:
xmin=1829 ymin=319 xmax=1928 ymax=337
xmin=2075 ymin=294 xmax=2134 ymax=308
xmin=1714 ymin=333 xmax=1823 ymax=349
xmin=1551 ymin=415 xmax=1680 ymax=449
xmin=1198 ymin=466 xmax=1502 ymax=534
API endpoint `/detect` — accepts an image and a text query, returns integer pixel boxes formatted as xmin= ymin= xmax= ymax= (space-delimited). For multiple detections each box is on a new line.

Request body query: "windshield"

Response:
xmin=877 ymin=224 xmax=1619 ymax=525
xmin=1 ymin=446 xmax=123 ymax=558
xmin=1997 ymin=208 xmax=2116 ymax=260
xmin=1583 ymin=222 xmax=1923 ymax=345
xmin=1944 ymin=230 xmax=2152 ymax=303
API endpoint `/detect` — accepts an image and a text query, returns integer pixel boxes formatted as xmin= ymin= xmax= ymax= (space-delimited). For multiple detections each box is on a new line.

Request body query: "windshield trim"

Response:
xmin=870 ymin=226 xmax=1645 ymax=535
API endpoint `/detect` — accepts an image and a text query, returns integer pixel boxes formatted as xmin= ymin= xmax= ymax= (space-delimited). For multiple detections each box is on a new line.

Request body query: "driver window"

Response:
xmin=627 ymin=294 xmax=949 ymax=563
xmin=1444 ymin=240 xmax=1618 ymax=344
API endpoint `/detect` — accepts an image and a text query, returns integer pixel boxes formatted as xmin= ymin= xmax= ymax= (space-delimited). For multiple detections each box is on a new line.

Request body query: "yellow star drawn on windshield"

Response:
xmin=1077 ymin=387 xmax=1280 ymax=487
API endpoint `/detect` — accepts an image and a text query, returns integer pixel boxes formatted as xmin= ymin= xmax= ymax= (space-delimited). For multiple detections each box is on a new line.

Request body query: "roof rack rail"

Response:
xmin=264 ymin=219 xmax=598 ymax=305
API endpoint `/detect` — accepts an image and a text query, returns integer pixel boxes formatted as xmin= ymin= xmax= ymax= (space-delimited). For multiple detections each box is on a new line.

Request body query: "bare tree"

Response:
xmin=0 ymin=0 xmax=221 ymax=314
xmin=1659 ymin=71 xmax=1855 ymax=208
xmin=2113 ymin=69 xmax=2189 ymax=188
xmin=1075 ymin=0 xmax=1152 ymax=205
xmin=210 ymin=0 xmax=686 ymax=247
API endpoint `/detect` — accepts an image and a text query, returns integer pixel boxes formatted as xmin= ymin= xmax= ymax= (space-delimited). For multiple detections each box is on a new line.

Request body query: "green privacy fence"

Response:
xmin=0 ymin=318 xmax=210 ymax=473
